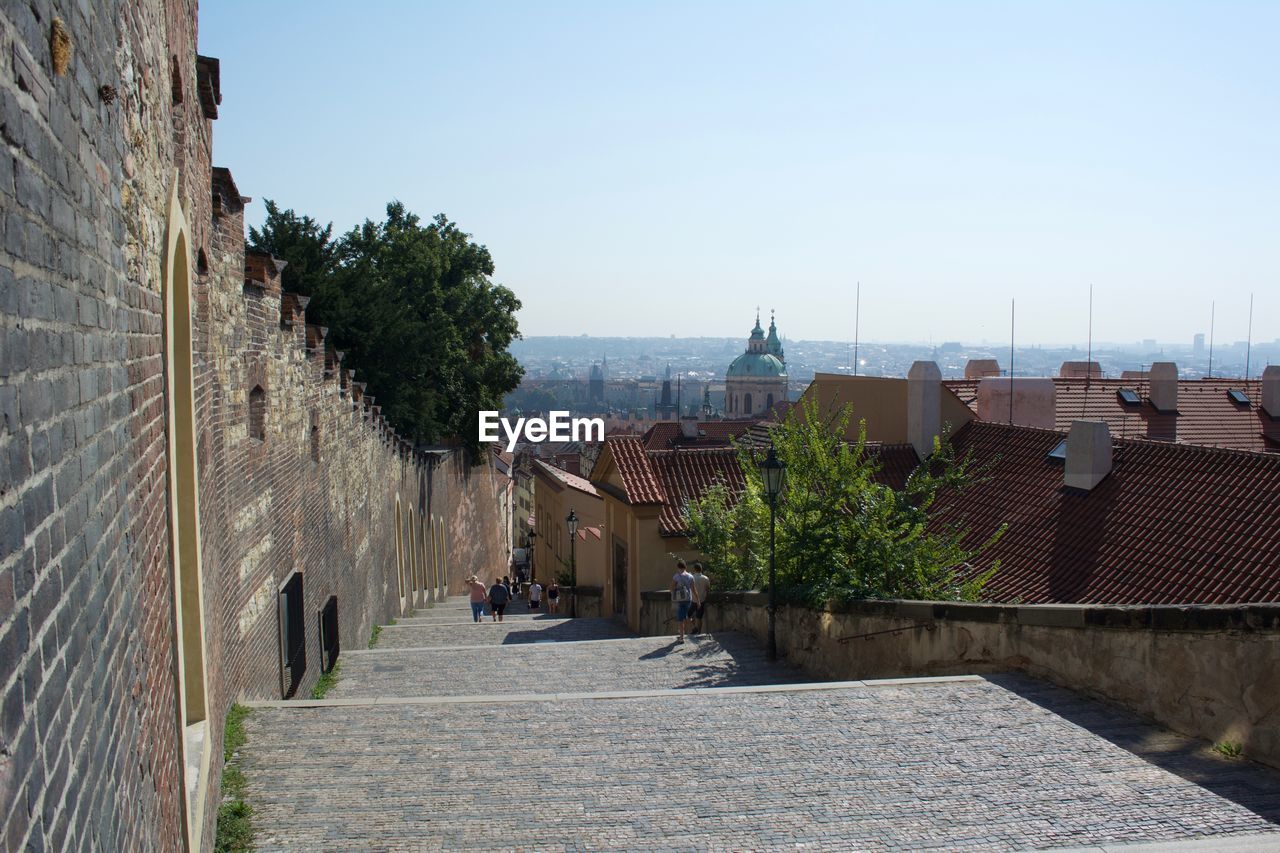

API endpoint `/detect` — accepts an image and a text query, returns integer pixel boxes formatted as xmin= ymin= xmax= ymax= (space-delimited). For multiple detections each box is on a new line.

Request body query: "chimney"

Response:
xmin=1148 ymin=362 xmax=1178 ymax=412
xmin=964 ymin=359 xmax=1001 ymax=380
xmin=1064 ymin=420 xmax=1112 ymax=491
xmin=976 ymin=378 xmax=1056 ymax=429
xmin=1263 ymin=365 xmax=1280 ymax=418
xmin=1059 ymin=361 xmax=1101 ymax=379
xmin=680 ymin=414 xmax=699 ymax=439
xmin=907 ymin=360 xmax=941 ymax=459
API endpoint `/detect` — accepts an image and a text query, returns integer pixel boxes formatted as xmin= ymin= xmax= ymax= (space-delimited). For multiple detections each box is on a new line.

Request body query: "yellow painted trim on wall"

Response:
xmin=162 ymin=172 xmax=211 ymax=852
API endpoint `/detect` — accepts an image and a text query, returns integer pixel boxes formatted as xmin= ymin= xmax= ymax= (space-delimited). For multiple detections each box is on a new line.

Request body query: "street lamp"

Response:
xmin=760 ymin=445 xmax=785 ymax=661
xmin=566 ymin=509 xmax=579 ymax=618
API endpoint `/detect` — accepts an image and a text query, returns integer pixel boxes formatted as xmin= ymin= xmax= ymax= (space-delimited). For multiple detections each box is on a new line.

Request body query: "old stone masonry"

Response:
xmin=236 ymin=600 xmax=1280 ymax=851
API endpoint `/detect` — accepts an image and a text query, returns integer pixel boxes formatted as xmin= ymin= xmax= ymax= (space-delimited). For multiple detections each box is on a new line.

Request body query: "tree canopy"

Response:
xmin=248 ymin=200 xmax=523 ymax=456
xmin=683 ymin=397 xmax=1004 ymax=605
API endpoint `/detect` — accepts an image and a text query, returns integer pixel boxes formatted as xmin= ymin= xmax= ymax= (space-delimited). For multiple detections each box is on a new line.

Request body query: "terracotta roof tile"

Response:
xmin=533 ymin=459 xmax=599 ymax=498
xmin=642 ymin=419 xmax=758 ymax=450
xmin=868 ymin=444 xmax=919 ymax=491
xmin=934 ymin=421 xmax=1280 ymax=605
xmin=608 ymin=436 xmax=665 ymax=504
xmin=650 ymin=448 xmax=744 ymax=536
xmin=944 ymin=377 xmax=1280 ymax=454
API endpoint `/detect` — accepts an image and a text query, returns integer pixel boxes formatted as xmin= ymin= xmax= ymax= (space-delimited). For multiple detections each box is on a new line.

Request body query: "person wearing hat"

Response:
xmin=466 ymin=575 xmax=488 ymax=623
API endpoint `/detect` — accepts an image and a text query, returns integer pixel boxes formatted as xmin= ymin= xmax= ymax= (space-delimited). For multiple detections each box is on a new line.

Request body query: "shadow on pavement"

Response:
xmin=987 ymin=672 xmax=1280 ymax=827
xmin=499 ymin=617 xmax=632 ymax=645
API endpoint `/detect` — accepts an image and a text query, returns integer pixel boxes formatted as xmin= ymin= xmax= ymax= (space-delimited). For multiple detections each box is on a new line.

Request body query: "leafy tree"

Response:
xmin=684 ymin=397 xmax=1003 ymax=605
xmin=683 ymin=478 xmax=768 ymax=591
xmin=247 ymin=200 xmax=338 ymax=298
xmin=248 ymin=200 xmax=523 ymax=456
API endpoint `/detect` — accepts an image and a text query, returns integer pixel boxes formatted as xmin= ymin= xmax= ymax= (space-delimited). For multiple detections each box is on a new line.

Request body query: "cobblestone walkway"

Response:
xmin=239 ymin=596 xmax=1280 ymax=850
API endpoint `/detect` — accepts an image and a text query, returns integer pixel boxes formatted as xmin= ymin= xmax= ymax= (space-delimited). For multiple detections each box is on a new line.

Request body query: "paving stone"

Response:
xmin=374 ymin=616 xmax=633 ymax=649
xmin=236 ymin=597 xmax=1280 ymax=850
xmin=333 ymin=633 xmax=804 ymax=698
xmin=241 ymin=678 xmax=1280 ymax=851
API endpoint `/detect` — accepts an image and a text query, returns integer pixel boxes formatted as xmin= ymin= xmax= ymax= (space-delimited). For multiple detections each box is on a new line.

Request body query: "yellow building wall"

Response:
xmin=531 ymin=468 xmax=606 ymax=591
xmin=798 ymin=374 xmax=973 ymax=444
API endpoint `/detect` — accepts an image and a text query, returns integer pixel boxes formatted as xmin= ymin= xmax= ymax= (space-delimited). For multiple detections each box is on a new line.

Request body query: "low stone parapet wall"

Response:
xmin=567 ymin=586 xmax=605 ymax=619
xmin=638 ymin=590 xmax=1280 ymax=769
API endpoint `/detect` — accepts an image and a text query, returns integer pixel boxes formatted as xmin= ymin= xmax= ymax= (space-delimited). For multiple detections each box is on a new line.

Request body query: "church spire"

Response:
xmin=765 ymin=310 xmax=784 ymax=361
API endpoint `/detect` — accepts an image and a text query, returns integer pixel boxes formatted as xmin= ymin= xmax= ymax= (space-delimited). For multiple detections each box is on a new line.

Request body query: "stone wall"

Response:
xmin=639 ymin=591 xmax=1280 ymax=769
xmin=0 ymin=2 xmax=508 ymax=849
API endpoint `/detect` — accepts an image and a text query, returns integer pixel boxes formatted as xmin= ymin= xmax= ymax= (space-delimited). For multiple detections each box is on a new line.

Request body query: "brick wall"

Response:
xmin=0 ymin=1 xmax=509 ymax=849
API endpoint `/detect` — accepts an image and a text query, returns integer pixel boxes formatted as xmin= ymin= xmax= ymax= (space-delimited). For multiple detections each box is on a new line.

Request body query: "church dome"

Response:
xmin=727 ymin=351 xmax=786 ymax=378
xmin=726 ymin=311 xmax=787 ymax=379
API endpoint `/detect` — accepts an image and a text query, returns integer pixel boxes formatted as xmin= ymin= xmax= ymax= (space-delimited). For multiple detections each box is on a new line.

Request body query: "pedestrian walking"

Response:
xmin=547 ymin=580 xmax=560 ymax=615
xmin=466 ymin=575 xmax=487 ymax=623
xmin=670 ymin=559 xmax=695 ymax=643
xmin=529 ymin=578 xmax=543 ymax=611
xmin=489 ymin=577 xmax=511 ymax=622
xmin=690 ymin=561 xmax=711 ymax=634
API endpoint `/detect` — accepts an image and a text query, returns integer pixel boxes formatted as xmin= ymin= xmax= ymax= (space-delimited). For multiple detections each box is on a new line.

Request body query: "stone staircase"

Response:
xmin=236 ymin=596 xmax=1280 ymax=851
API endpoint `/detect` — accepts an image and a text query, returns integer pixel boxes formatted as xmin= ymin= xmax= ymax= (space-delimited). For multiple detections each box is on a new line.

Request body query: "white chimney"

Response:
xmin=1064 ymin=420 xmax=1112 ymax=491
xmin=1263 ymin=365 xmax=1280 ymax=418
xmin=907 ymin=360 xmax=941 ymax=459
xmin=976 ymin=378 xmax=1056 ymax=429
xmin=1148 ymin=362 xmax=1178 ymax=412
xmin=680 ymin=414 xmax=699 ymax=439
xmin=964 ymin=359 xmax=1001 ymax=380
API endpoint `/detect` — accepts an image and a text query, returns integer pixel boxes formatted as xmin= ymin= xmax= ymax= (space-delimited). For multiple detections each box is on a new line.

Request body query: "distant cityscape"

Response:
xmin=507 ymin=327 xmax=1280 ymax=417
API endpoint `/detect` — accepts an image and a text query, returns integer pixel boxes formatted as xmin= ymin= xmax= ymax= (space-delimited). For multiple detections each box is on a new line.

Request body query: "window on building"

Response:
xmin=310 ymin=424 xmax=321 ymax=462
xmin=318 ymin=595 xmax=339 ymax=673
xmin=744 ymin=393 xmax=753 ymax=413
xmin=277 ymin=572 xmax=306 ymax=698
xmin=249 ymin=385 xmax=266 ymax=441
xmin=395 ymin=500 xmax=405 ymax=601
xmin=767 ymin=393 xmax=774 ymax=409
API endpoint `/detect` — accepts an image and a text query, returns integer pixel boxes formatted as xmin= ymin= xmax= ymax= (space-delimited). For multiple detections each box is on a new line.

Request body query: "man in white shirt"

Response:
xmin=669 ymin=560 xmax=695 ymax=643
xmin=690 ymin=562 xmax=711 ymax=634
xmin=529 ymin=579 xmax=543 ymax=612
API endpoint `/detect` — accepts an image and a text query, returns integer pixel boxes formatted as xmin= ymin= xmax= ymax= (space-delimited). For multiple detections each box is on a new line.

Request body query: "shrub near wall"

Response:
xmin=639 ymin=591 xmax=1280 ymax=770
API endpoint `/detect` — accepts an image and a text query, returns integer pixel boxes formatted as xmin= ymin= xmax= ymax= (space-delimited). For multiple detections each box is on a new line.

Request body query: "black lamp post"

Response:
xmin=760 ymin=445 xmax=785 ymax=661
xmin=526 ymin=529 xmax=537 ymax=592
xmin=566 ymin=509 xmax=579 ymax=618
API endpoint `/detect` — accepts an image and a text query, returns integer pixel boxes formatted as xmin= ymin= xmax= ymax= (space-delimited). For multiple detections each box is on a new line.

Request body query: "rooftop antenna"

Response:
xmin=1245 ymin=293 xmax=1254 ymax=385
xmin=853 ymin=281 xmax=861 ymax=377
xmin=1009 ymin=297 xmax=1016 ymax=425
xmin=1084 ymin=283 xmax=1093 ymax=418
xmin=1207 ymin=300 xmax=1215 ymax=378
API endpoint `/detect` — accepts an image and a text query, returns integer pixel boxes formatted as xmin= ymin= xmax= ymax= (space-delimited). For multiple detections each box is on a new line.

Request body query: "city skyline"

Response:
xmin=201 ymin=1 xmax=1278 ymax=346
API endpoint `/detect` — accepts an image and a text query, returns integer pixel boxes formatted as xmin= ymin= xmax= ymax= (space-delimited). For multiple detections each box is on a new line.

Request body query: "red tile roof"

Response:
xmin=532 ymin=459 xmax=599 ymax=498
xmin=945 ymin=377 xmax=1280 ymax=454
xmin=641 ymin=419 xmax=758 ymax=450
xmin=934 ymin=420 xmax=1280 ymax=605
xmin=869 ymin=444 xmax=920 ymax=491
xmin=650 ymin=448 xmax=744 ymax=536
xmin=607 ymin=436 xmax=666 ymax=504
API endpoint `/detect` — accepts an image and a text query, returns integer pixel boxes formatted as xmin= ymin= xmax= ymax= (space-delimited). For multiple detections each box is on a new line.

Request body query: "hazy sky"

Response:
xmin=200 ymin=1 xmax=1277 ymax=346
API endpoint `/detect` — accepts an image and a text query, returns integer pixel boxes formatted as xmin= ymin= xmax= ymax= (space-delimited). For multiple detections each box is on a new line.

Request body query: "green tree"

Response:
xmin=684 ymin=397 xmax=1003 ymax=605
xmin=247 ymin=200 xmax=338 ymax=298
xmin=248 ymin=200 xmax=523 ymax=455
xmin=683 ymin=478 xmax=768 ymax=591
